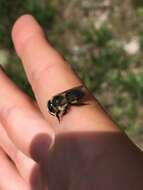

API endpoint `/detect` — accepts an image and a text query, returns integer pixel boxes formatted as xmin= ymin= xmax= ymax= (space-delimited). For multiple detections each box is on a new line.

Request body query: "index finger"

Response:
xmin=12 ymin=15 xmax=118 ymax=132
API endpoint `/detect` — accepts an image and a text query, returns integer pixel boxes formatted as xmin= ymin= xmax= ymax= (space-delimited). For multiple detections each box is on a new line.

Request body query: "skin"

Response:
xmin=0 ymin=15 xmax=143 ymax=190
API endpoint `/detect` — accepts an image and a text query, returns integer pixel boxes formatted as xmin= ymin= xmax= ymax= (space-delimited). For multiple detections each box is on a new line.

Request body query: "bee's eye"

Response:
xmin=52 ymin=95 xmax=66 ymax=106
xmin=48 ymin=101 xmax=55 ymax=113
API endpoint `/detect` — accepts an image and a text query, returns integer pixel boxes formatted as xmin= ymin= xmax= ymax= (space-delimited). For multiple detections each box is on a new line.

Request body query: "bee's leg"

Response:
xmin=57 ymin=106 xmax=69 ymax=123
xmin=62 ymin=106 xmax=69 ymax=115
xmin=56 ymin=112 xmax=61 ymax=123
xmin=48 ymin=111 xmax=56 ymax=116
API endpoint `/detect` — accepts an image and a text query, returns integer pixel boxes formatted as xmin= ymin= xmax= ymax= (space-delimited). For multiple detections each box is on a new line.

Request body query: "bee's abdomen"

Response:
xmin=66 ymin=89 xmax=85 ymax=103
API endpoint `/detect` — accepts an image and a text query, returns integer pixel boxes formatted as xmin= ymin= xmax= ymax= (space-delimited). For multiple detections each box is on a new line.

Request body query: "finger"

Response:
xmin=0 ymin=148 xmax=31 ymax=190
xmin=12 ymin=15 xmax=118 ymax=131
xmin=0 ymin=124 xmax=42 ymax=188
xmin=0 ymin=68 xmax=54 ymax=160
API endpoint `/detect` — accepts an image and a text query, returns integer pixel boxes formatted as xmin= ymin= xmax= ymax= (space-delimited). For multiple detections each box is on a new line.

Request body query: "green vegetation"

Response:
xmin=0 ymin=0 xmax=56 ymax=48
xmin=0 ymin=0 xmax=143 ymax=136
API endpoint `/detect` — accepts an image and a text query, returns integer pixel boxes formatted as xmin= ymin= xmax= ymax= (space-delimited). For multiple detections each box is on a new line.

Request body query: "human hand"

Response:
xmin=0 ymin=15 xmax=143 ymax=190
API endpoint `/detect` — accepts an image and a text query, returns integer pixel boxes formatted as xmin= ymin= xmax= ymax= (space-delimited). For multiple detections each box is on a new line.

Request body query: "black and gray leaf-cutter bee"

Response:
xmin=47 ymin=85 xmax=87 ymax=122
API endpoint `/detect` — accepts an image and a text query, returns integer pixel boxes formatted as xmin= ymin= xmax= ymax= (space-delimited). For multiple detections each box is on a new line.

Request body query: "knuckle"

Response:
xmin=30 ymin=62 xmax=60 ymax=83
xmin=0 ymin=105 xmax=20 ymax=125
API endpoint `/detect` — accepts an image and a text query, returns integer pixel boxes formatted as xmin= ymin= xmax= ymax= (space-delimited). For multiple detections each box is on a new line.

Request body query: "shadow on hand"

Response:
xmin=30 ymin=131 xmax=143 ymax=190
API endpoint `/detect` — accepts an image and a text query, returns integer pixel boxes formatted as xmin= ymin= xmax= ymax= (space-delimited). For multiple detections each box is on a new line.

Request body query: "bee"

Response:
xmin=47 ymin=85 xmax=86 ymax=122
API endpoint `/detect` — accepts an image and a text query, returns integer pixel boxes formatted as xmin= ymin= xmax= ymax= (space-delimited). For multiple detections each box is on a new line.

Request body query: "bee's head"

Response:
xmin=47 ymin=100 xmax=56 ymax=115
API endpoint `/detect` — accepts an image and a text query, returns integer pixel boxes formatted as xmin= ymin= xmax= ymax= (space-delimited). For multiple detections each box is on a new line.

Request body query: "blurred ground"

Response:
xmin=0 ymin=0 xmax=143 ymax=149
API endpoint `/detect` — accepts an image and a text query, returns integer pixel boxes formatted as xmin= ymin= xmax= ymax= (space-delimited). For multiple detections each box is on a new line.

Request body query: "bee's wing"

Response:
xmin=54 ymin=85 xmax=84 ymax=97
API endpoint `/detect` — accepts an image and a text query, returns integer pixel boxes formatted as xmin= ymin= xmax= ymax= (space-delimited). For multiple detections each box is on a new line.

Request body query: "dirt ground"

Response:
xmin=130 ymin=135 xmax=143 ymax=151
